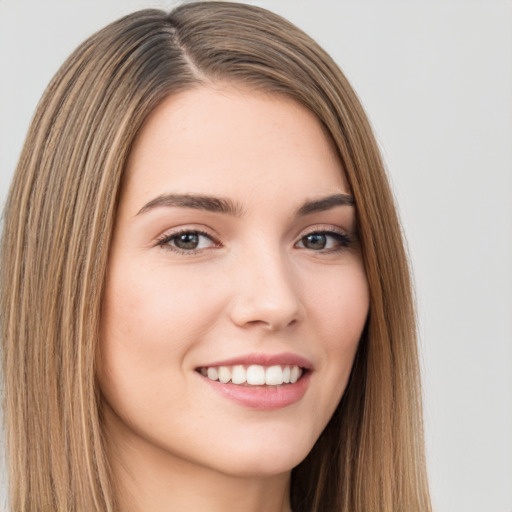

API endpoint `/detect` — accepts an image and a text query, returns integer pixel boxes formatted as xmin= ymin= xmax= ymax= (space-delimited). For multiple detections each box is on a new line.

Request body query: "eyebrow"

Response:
xmin=136 ymin=192 xmax=354 ymax=217
xmin=136 ymin=194 xmax=244 ymax=217
xmin=295 ymin=193 xmax=355 ymax=216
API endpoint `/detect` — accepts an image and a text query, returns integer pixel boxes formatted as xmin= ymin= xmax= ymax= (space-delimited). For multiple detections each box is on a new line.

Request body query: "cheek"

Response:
xmin=102 ymin=262 xmax=219 ymax=351
xmin=305 ymin=260 xmax=369 ymax=399
xmin=309 ymin=260 xmax=369 ymax=348
xmin=96 ymin=264 xmax=223 ymax=434
xmin=97 ymin=262 xmax=222 ymax=404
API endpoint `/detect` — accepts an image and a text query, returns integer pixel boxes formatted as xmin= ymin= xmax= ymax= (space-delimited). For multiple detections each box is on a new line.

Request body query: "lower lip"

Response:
xmin=201 ymin=372 xmax=311 ymax=410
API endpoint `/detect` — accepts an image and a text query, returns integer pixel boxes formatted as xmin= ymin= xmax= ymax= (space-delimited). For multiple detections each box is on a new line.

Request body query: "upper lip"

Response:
xmin=197 ymin=352 xmax=314 ymax=370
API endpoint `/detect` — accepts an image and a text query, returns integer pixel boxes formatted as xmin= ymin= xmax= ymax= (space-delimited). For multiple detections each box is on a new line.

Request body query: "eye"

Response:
xmin=296 ymin=230 xmax=353 ymax=252
xmin=157 ymin=229 xmax=219 ymax=253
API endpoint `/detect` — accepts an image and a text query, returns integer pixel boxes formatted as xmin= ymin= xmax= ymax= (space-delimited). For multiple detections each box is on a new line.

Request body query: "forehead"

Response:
xmin=122 ymin=85 xmax=348 ymax=209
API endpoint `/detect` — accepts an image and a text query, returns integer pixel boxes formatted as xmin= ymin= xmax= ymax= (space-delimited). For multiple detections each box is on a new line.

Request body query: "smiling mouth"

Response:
xmin=197 ymin=364 xmax=305 ymax=386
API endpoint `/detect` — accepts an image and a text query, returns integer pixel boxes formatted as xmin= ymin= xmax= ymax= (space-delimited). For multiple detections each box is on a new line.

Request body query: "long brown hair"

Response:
xmin=1 ymin=2 xmax=431 ymax=511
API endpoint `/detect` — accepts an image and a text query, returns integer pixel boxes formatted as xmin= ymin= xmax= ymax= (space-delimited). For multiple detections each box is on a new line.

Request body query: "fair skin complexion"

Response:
xmin=98 ymin=85 xmax=369 ymax=512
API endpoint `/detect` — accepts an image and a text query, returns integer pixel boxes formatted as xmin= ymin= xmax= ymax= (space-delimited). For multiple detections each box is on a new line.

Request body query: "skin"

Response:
xmin=98 ymin=84 xmax=370 ymax=512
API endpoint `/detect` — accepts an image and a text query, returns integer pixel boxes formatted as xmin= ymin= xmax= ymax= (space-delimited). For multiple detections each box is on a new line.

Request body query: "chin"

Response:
xmin=205 ymin=435 xmax=314 ymax=478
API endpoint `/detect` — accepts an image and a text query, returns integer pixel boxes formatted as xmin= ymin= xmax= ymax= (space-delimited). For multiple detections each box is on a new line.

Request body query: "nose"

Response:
xmin=228 ymin=247 xmax=305 ymax=331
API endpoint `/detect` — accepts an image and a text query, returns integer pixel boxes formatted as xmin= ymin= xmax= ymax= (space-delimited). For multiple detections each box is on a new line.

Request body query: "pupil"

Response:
xmin=175 ymin=233 xmax=199 ymax=250
xmin=304 ymin=233 xmax=326 ymax=250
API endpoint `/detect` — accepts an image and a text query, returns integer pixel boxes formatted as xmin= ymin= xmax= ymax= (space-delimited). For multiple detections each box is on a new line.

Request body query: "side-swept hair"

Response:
xmin=1 ymin=2 xmax=431 ymax=511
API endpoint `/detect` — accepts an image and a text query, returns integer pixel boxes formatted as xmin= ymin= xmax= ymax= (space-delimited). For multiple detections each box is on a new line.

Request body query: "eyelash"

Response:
xmin=156 ymin=229 xmax=220 ymax=255
xmin=296 ymin=228 xmax=355 ymax=254
xmin=156 ymin=228 xmax=356 ymax=255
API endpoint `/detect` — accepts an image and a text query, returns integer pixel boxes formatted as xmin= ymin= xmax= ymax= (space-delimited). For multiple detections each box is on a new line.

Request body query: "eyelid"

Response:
xmin=299 ymin=224 xmax=346 ymax=236
xmin=297 ymin=224 xmax=354 ymax=241
xmin=153 ymin=223 xmax=356 ymax=255
xmin=294 ymin=224 xmax=357 ymax=251
xmin=155 ymin=226 xmax=222 ymax=254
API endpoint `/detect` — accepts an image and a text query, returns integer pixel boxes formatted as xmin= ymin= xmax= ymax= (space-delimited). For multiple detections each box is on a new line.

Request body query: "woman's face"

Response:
xmin=98 ymin=85 xmax=369 ymax=477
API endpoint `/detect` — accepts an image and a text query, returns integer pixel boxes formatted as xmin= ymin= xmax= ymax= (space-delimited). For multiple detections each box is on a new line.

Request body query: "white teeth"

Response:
xmin=201 ymin=364 xmax=304 ymax=386
xmin=218 ymin=366 xmax=231 ymax=383
xmin=290 ymin=366 xmax=301 ymax=384
xmin=231 ymin=365 xmax=246 ymax=384
xmin=265 ymin=365 xmax=283 ymax=386
xmin=207 ymin=367 xmax=218 ymax=381
xmin=246 ymin=365 xmax=265 ymax=385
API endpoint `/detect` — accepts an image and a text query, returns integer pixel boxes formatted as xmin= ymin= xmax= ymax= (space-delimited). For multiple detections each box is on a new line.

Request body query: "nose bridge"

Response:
xmin=229 ymin=241 xmax=304 ymax=330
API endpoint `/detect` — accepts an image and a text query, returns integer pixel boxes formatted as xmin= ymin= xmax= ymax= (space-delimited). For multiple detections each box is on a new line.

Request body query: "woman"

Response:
xmin=0 ymin=2 xmax=431 ymax=511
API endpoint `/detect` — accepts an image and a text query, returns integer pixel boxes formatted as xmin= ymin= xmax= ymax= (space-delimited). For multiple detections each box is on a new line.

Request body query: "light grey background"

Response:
xmin=1 ymin=1 xmax=511 ymax=511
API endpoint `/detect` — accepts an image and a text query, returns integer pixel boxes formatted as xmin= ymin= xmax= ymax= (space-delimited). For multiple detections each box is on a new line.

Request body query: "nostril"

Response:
xmin=228 ymin=294 xmax=304 ymax=331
